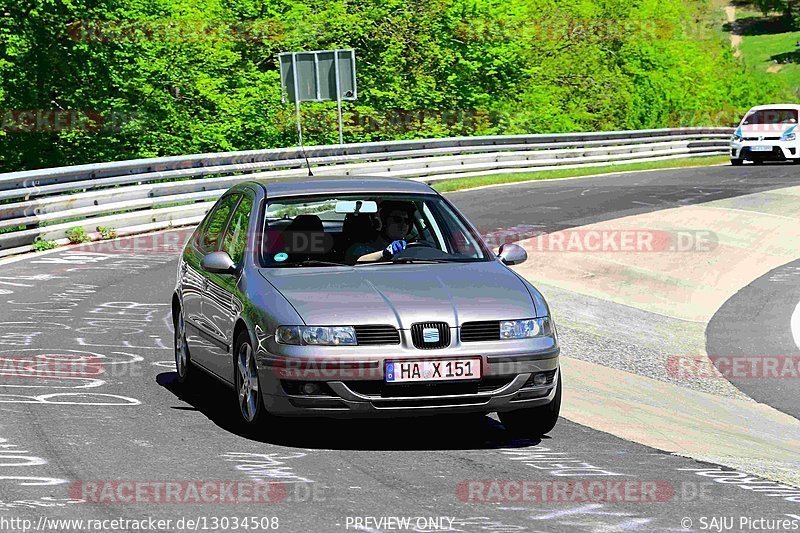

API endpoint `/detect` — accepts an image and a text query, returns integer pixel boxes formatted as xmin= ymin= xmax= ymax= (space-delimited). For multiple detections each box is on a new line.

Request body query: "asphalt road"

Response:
xmin=706 ymin=258 xmax=800 ymax=419
xmin=451 ymin=162 xmax=800 ymax=236
xmin=1 ymin=163 xmax=799 ymax=533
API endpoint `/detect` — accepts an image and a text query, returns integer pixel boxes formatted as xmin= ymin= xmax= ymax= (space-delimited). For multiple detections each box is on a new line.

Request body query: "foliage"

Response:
xmin=751 ymin=0 xmax=800 ymax=28
xmin=65 ymin=226 xmax=91 ymax=243
xmin=0 ymin=0 xmax=786 ymax=172
xmin=33 ymin=238 xmax=58 ymax=251
xmin=96 ymin=225 xmax=117 ymax=239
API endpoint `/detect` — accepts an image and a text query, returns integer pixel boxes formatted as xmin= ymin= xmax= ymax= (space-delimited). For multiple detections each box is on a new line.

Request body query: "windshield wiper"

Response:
xmin=389 ymin=258 xmax=453 ymax=264
xmin=280 ymin=260 xmax=348 ymax=267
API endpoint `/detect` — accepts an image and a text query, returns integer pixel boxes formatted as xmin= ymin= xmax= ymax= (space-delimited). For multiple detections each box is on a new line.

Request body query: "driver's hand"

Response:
xmin=382 ymin=239 xmax=407 ymax=258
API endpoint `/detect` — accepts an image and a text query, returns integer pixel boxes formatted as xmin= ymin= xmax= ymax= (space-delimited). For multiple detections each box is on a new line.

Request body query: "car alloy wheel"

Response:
xmin=235 ymin=332 xmax=264 ymax=425
xmin=174 ymin=310 xmax=192 ymax=385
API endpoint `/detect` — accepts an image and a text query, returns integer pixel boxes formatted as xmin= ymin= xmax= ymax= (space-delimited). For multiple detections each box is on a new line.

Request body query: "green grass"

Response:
xmin=431 ymin=155 xmax=731 ymax=193
xmin=739 ymin=30 xmax=800 ymax=88
xmin=734 ymin=5 xmax=800 ymax=96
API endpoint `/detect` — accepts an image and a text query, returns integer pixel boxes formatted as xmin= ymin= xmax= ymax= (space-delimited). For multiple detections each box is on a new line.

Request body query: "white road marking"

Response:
xmin=792 ymin=300 xmax=800 ymax=350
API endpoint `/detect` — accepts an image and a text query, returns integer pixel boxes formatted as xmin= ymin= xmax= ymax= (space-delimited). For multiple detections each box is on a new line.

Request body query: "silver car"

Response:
xmin=172 ymin=177 xmax=560 ymax=435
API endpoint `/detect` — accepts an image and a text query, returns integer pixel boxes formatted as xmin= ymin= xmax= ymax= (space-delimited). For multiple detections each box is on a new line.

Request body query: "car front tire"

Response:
xmin=730 ymin=159 xmax=744 ymax=166
xmin=499 ymin=371 xmax=562 ymax=436
xmin=174 ymin=309 xmax=193 ymax=386
xmin=234 ymin=330 xmax=267 ymax=428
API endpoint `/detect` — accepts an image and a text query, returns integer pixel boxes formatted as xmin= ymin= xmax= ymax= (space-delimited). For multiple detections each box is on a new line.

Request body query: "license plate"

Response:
xmin=385 ymin=358 xmax=481 ymax=383
xmin=751 ymin=145 xmax=772 ymax=152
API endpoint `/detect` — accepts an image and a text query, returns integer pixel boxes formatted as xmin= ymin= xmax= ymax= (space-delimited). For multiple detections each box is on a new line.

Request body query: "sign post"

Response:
xmin=290 ymin=53 xmax=304 ymax=149
xmin=334 ymin=52 xmax=343 ymax=144
xmin=279 ymin=49 xmax=357 ymax=147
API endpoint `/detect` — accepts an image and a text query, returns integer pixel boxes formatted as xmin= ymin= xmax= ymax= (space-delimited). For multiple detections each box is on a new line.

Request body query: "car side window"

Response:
xmin=198 ymin=194 xmax=240 ymax=253
xmin=222 ymin=194 xmax=253 ymax=264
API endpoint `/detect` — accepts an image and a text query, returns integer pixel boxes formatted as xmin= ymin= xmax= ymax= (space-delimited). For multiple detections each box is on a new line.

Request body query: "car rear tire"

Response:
xmin=234 ymin=330 xmax=267 ymax=428
xmin=174 ymin=309 xmax=193 ymax=386
xmin=730 ymin=159 xmax=743 ymax=166
xmin=498 ymin=371 xmax=561 ymax=437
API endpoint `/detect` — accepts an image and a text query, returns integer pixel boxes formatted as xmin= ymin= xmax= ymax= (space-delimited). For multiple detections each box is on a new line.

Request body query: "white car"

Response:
xmin=730 ymin=104 xmax=800 ymax=165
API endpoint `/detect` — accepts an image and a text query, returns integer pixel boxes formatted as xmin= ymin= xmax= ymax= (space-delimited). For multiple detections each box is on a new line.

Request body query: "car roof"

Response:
xmin=746 ymin=104 xmax=800 ymax=111
xmin=252 ymin=175 xmax=437 ymax=197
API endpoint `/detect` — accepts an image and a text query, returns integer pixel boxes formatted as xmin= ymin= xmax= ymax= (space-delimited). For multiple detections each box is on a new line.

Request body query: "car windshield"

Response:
xmin=260 ymin=193 xmax=491 ymax=267
xmin=743 ymin=109 xmax=798 ymax=125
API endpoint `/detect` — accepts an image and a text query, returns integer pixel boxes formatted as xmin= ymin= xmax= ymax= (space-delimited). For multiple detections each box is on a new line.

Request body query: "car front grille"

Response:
xmin=742 ymin=147 xmax=784 ymax=158
xmin=461 ymin=321 xmax=500 ymax=342
xmin=344 ymin=376 xmax=513 ymax=398
xmin=354 ymin=325 xmax=400 ymax=345
xmin=410 ymin=322 xmax=450 ymax=349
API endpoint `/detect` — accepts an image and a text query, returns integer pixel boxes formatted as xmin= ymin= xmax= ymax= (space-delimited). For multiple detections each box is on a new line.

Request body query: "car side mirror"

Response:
xmin=201 ymin=251 xmax=237 ymax=275
xmin=497 ymin=243 xmax=527 ymax=266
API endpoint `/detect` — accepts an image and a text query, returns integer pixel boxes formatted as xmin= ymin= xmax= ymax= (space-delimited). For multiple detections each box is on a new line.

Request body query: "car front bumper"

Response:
xmin=730 ymin=140 xmax=799 ymax=160
xmin=257 ymin=348 xmax=560 ymax=418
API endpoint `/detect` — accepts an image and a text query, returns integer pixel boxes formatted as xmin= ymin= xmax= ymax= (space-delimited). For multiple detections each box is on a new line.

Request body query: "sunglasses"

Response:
xmin=387 ymin=215 xmax=410 ymax=224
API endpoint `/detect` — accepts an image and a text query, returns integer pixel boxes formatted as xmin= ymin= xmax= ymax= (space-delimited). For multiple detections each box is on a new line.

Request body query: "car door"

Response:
xmin=201 ymin=192 xmax=254 ymax=381
xmin=180 ymin=226 xmax=208 ymax=361
xmin=184 ymin=193 xmax=240 ymax=374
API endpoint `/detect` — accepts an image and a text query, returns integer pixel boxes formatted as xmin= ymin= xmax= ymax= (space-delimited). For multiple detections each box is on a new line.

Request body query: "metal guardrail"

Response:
xmin=0 ymin=127 xmax=732 ymax=257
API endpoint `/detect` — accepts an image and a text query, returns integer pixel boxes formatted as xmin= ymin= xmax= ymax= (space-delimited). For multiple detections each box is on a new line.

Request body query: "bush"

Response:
xmin=33 ymin=239 xmax=58 ymax=252
xmin=96 ymin=226 xmax=117 ymax=239
xmin=65 ymin=226 xmax=91 ymax=244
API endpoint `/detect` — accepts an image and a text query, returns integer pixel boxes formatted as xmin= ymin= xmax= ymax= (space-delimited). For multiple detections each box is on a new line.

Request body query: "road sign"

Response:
xmin=278 ymin=49 xmax=357 ymax=147
xmin=279 ymin=50 xmax=357 ymax=103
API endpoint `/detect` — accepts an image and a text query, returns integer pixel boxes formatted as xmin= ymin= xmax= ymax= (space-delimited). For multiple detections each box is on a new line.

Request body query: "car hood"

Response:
xmin=259 ymin=261 xmax=537 ymax=327
xmin=737 ymin=124 xmax=796 ymax=137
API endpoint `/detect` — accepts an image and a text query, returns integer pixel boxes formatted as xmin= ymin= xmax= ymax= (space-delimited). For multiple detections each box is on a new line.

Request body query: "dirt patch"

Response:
xmin=725 ymin=6 xmax=743 ymax=58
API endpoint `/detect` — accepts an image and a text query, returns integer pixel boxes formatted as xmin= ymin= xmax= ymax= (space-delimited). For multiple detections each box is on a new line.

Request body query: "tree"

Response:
xmin=751 ymin=0 xmax=800 ymax=29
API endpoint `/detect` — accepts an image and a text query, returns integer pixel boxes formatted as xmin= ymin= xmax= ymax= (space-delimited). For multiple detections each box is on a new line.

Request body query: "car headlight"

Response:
xmin=275 ymin=325 xmax=357 ymax=346
xmin=500 ymin=317 xmax=553 ymax=339
xmin=782 ymin=133 xmax=796 ymax=141
xmin=731 ymin=134 xmax=743 ymax=143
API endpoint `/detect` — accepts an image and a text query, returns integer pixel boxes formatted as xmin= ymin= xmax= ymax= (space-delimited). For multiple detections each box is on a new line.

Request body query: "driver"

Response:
xmin=351 ymin=201 xmax=415 ymax=262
